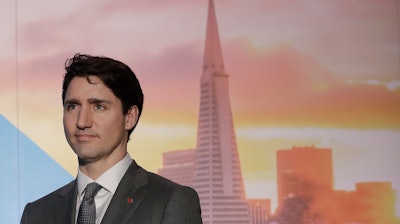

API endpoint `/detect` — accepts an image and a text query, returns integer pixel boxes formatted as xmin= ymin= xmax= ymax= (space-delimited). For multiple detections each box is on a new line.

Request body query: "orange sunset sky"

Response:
xmin=0 ymin=0 xmax=399 ymax=214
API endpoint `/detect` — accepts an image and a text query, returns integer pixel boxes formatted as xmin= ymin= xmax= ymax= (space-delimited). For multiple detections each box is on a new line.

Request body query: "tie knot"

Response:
xmin=83 ymin=182 xmax=102 ymax=199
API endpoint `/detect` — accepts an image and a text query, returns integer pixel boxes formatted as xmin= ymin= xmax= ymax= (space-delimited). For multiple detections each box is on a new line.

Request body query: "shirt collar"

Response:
xmin=77 ymin=153 xmax=132 ymax=196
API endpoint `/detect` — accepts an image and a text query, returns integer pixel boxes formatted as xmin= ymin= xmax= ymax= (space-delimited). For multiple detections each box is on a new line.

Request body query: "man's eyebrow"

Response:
xmin=64 ymin=98 xmax=80 ymax=105
xmin=63 ymin=98 xmax=111 ymax=105
xmin=87 ymin=98 xmax=111 ymax=104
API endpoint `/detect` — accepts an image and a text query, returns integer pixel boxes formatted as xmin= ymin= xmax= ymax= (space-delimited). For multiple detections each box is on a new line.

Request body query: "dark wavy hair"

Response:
xmin=62 ymin=53 xmax=144 ymax=139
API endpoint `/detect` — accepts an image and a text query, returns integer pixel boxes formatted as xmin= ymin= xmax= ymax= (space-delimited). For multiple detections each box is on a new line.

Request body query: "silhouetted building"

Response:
xmin=158 ymin=148 xmax=195 ymax=188
xmin=335 ymin=182 xmax=398 ymax=223
xmin=193 ymin=0 xmax=250 ymax=223
xmin=276 ymin=145 xmax=334 ymax=223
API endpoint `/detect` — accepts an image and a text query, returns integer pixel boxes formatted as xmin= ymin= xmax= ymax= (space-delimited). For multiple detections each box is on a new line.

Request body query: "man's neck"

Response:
xmin=79 ymin=151 xmax=127 ymax=180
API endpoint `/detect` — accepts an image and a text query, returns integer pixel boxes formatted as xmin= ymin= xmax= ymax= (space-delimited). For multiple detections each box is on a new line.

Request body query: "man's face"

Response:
xmin=63 ymin=76 xmax=136 ymax=165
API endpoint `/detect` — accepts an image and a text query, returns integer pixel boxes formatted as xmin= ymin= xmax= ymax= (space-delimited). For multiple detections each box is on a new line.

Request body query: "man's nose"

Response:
xmin=77 ymin=106 xmax=92 ymax=129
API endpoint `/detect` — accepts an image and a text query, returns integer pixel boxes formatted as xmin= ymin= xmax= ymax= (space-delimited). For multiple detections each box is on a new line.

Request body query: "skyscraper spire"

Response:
xmin=194 ymin=0 xmax=250 ymax=223
xmin=203 ymin=0 xmax=224 ymax=75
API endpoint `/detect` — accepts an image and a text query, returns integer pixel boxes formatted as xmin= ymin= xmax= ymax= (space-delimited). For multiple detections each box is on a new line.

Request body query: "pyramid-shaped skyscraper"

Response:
xmin=193 ymin=0 xmax=250 ymax=223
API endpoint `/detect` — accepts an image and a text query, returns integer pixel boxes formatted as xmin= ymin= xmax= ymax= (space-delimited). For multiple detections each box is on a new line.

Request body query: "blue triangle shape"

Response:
xmin=0 ymin=114 xmax=73 ymax=223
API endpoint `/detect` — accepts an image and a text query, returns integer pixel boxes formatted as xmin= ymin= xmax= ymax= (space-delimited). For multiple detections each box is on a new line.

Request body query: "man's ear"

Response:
xmin=125 ymin=106 xmax=139 ymax=130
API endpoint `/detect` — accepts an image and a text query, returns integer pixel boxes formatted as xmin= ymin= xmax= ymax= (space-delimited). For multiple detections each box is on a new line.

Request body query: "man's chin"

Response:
xmin=78 ymin=157 xmax=89 ymax=165
xmin=75 ymin=150 xmax=98 ymax=165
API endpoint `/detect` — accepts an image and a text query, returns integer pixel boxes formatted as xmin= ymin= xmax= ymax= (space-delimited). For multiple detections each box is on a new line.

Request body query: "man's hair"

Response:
xmin=62 ymin=53 xmax=144 ymax=138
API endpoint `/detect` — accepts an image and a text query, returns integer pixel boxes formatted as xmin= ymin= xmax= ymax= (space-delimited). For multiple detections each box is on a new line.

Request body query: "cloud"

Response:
xmin=220 ymin=0 xmax=399 ymax=80
xmin=224 ymin=39 xmax=400 ymax=129
xmin=346 ymin=80 xmax=400 ymax=91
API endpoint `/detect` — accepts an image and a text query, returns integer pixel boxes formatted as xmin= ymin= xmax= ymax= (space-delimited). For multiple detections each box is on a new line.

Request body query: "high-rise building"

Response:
xmin=193 ymin=0 xmax=250 ymax=223
xmin=276 ymin=145 xmax=333 ymax=205
xmin=158 ymin=148 xmax=195 ymax=188
xmin=275 ymin=145 xmax=334 ymax=222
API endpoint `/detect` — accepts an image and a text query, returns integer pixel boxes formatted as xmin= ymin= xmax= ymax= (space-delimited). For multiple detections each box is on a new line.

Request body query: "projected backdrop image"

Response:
xmin=0 ymin=0 xmax=399 ymax=223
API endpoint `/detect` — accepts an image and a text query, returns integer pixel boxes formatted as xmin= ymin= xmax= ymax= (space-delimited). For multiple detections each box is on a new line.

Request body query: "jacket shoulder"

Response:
xmin=21 ymin=180 xmax=76 ymax=224
xmin=30 ymin=180 xmax=76 ymax=205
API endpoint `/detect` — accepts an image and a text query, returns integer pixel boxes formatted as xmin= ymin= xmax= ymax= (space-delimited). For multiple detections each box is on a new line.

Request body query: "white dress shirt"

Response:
xmin=76 ymin=154 xmax=133 ymax=224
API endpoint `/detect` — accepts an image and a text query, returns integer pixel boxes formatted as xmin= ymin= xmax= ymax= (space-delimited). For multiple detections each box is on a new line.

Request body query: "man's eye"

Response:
xmin=95 ymin=104 xmax=105 ymax=110
xmin=66 ymin=104 xmax=78 ymax=110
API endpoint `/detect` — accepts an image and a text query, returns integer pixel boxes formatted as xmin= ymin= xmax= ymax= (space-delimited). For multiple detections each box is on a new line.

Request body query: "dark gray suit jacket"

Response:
xmin=20 ymin=160 xmax=202 ymax=224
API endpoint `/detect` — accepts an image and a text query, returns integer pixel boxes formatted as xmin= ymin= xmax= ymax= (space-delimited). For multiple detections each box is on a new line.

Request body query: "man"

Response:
xmin=21 ymin=53 xmax=203 ymax=224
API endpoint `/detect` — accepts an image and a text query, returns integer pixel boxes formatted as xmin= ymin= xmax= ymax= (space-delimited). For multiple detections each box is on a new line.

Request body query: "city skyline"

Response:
xmin=159 ymin=144 xmax=399 ymax=222
xmin=1 ymin=0 xmax=399 ymax=217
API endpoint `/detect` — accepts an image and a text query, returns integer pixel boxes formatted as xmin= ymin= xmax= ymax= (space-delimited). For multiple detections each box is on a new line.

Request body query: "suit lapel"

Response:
xmin=101 ymin=161 xmax=148 ymax=224
xmin=53 ymin=180 xmax=78 ymax=224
